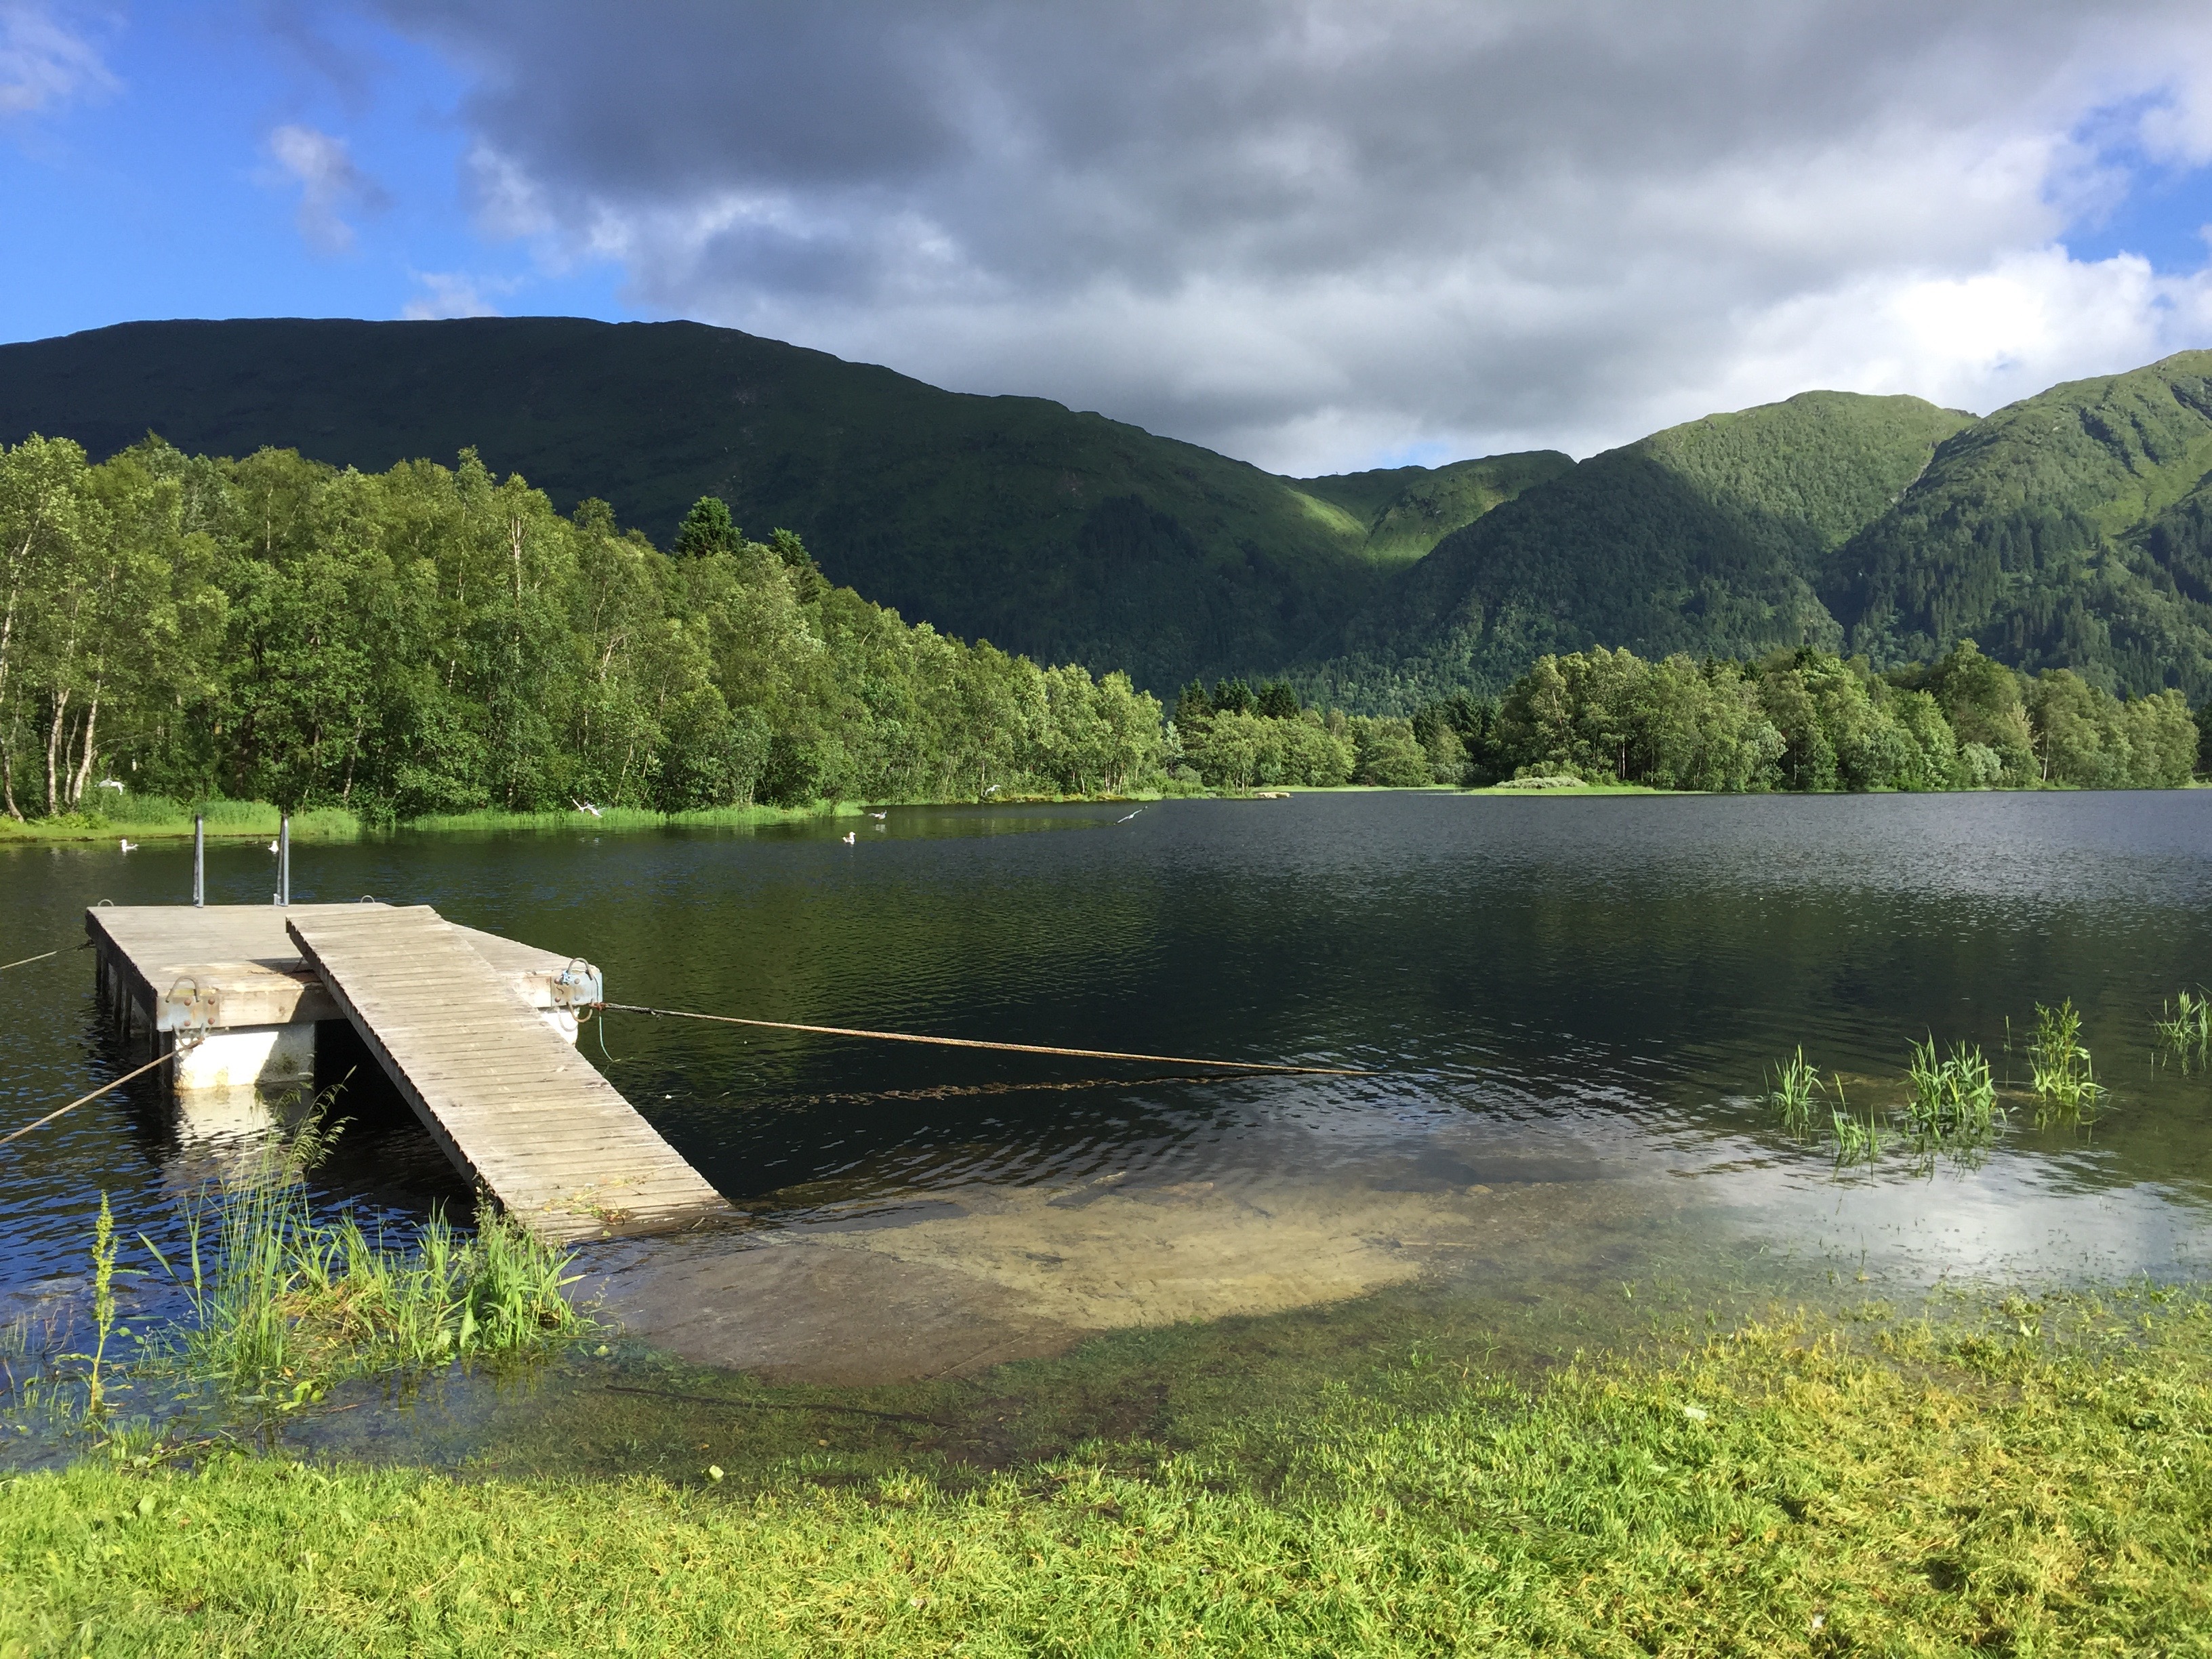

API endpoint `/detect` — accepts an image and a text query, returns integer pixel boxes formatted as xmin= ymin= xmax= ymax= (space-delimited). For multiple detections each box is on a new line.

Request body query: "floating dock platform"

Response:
xmin=87 ymin=902 xmax=732 ymax=1243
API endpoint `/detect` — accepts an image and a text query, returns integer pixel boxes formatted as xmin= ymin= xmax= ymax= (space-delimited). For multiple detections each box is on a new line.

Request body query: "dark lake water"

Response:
xmin=5 ymin=790 xmax=2211 ymax=1391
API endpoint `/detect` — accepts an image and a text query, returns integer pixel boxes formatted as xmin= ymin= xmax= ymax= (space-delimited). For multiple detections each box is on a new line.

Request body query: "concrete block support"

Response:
xmin=172 ymin=1022 xmax=316 ymax=1094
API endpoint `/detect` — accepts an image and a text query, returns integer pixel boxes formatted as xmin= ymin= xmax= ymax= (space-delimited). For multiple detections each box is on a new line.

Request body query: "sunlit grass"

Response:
xmin=4 ymin=1290 xmax=2208 ymax=1654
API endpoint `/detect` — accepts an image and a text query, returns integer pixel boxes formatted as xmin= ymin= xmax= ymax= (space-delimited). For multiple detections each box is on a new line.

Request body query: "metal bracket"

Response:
xmin=552 ymin=958 xmax=605 ymax=1011
xmin=157 ymin=975 xmax=220 ymax=1034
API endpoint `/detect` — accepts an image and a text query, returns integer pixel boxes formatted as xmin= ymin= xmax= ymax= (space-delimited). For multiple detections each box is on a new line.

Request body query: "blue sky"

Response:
xmin=0 ymin=6 xmax=622 ymax=338
xmin=5 ymin=2 xmax=2212 ymax=472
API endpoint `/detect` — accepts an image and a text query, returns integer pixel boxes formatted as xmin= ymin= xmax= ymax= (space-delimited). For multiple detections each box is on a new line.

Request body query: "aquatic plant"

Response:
xmin=1765 ymin=1047 xmax=1822 ymax=1135
xmin=1903 ymin=1037 xmax=2003 ymax=1148
xmin=2028 ymin=1000 xmax=2105 ymax=1126
xmin=134 ymin=1099 xmax=587 ymax=1402
xmin=2154 ymin=987 xmax=2212 ymax=1072
xmin=1828 ymin=1079 xmax=1885 ymax=1168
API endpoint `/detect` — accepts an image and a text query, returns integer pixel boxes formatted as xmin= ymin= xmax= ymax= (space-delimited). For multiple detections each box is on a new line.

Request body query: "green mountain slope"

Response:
xmin=1286 ymin=451 xmax=1577 ymax=565
xmin=0 ymin=318 xmax=1547 ymax=693
xmin=1824 ymin=352 xmax=2212 ymax=697
xmin=1311 ymin=391 xmax=1974 ymax=706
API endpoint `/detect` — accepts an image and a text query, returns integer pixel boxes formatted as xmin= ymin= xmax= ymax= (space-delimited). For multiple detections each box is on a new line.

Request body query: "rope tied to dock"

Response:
xmin=0 ymin=1046 xmax=189 ymax=1153
xmin=0 ymin=948 xmax=62 ymax=974
xmin=596 ymin=1003 xmax=1373 ymax=1076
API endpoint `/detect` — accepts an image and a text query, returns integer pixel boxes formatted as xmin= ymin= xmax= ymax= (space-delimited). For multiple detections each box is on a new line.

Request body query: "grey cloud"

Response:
xmin=367 ymin=1 xmax=2212 ymax=469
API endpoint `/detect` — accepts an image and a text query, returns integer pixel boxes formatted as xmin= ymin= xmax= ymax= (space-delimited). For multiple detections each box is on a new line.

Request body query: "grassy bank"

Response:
xmin=0 ymin=797 xmax=364 ymax=843
xmin=5 ymin=1289 xmax=2207 ymax=1654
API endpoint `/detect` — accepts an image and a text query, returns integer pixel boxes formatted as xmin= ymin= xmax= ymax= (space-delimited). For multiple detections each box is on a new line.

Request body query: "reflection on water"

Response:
xmin=4 ymin=790 xmax=2211 ymax=1383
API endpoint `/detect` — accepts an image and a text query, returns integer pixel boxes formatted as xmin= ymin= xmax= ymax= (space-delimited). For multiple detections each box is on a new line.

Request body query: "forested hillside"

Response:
xmin=1823 ymin=351 xmax=2212 ymax=698
xmin=0 ymin=436 xmax=1162 ymax=821
xmin=0 ymin=319 xmax=1549 ymax=693
xmin=1307 ymin=392 xmax=1975 ymax=708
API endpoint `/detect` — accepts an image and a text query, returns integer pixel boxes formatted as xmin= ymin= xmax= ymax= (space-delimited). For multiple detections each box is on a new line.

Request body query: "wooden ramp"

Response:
xmin=287 ymin=905 xmax=731 ymax=1244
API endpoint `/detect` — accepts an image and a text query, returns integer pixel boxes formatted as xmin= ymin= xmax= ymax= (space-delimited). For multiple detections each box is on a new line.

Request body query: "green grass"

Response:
xmin=0 ymin=798 xmax=362 ymax=843
xmin=3 ymin=1290 xmax=2208 ymax=1654
xmin=398 ymin=801 xmax=863 ymax=834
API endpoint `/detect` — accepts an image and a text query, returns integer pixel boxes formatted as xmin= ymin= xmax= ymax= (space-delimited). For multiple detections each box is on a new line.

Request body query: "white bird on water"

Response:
xmin=266 ymin=840 xmax=280 ymax=853
xmin=869 ymin=811 xmax=887 ymax=819
xmin=842 ymin=831 xmax=857 ymax=845
xmin=118 ymin=838 xmax=138 ymax=852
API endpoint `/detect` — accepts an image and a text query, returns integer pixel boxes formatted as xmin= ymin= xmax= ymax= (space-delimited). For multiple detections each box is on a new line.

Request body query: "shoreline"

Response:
xmin=6 ymin=775 xmax=2205 ymax=844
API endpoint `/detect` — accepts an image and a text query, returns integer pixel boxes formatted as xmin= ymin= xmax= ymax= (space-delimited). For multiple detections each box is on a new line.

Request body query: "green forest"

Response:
xmin=1173 ymin=643 xmax=2201 ymax=793
xmin=0 ymin=435 xmax=1163 ymax=825
xmin=2 ymin=432 xmax=2203 ymax=830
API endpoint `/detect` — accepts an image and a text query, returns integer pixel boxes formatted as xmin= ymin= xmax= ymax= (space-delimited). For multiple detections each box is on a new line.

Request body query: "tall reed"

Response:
xmin=1904 ymin=1037 xmax=2003 ymax=1149
xmin=2028 ymin=1000 xmax=2104 ymax=1126
xmin=138 ymin=1105 xmax=586 ymax=1400
xmin=1765 ymin=1047 xmax=1822 ymax=1135
xmin=2154 ymin=987 xmax=2212 ymax=1073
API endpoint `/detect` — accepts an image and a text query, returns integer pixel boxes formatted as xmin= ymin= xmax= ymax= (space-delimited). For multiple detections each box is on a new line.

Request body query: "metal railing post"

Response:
xmin=192 ymin=815 xmax=205 ymax=907
xmin=278 ymin=813 xmax=291 ymax=907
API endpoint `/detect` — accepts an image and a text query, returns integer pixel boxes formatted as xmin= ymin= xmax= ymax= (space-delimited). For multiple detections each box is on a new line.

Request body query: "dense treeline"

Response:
xmin=0 ymin=436 xmax=1164 ymax=821
xmin=1429 ymin=642 xmax=2199 ymax=791
xmin=1173 ymin=646 xmax=2202 ymax=792
xmin=2 ymin=434 xmax=2200 ymax=822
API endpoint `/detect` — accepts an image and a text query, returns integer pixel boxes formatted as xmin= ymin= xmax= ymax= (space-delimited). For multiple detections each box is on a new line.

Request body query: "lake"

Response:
xmin=5 ymin=789 xmax=2211 ymax=1412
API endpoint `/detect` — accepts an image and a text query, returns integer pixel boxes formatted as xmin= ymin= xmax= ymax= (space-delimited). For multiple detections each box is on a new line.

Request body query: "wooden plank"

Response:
xmin=286 ymin=905 xmax=730 ymax=1244
xmin=84 ymin=904 xmax=583 ymax=1029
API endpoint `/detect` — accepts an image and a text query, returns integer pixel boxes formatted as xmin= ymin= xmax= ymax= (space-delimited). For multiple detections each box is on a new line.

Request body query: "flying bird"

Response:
xmin=574 ymin=798 xmax=603 ymax=819
xmin=1116 ymin=808 xmax=1144 ymax=823
xmin=869 ymin=811 xmax=887 ymax=819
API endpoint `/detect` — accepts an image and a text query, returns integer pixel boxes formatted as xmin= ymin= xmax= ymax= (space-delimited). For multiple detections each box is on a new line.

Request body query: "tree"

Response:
xmin=673 ymin=496 xmax=741 ymax=559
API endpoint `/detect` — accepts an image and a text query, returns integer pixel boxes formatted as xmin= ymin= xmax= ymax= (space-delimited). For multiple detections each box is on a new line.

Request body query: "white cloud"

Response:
xmin=401 ymin=269 xmax=515 ymax=319
xmin=0 ymin=1 xmax=116 ymax=117
xmin=266 ymin=122 xmax=390 ymax=255
xmin=373 ymin=1 xmax=2212 ymax=472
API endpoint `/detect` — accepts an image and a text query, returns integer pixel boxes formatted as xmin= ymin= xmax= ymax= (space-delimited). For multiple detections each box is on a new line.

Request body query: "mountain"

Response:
xmin=1309 ymin=391 xmax=1976 ymax=707
xmin=0 ymin=316 xmax=1548 ymax=692
xmin=1823 ymin=351 xmax=2212 ymax=698
xmin=1288 ymin=451 xmax=1576 ymax=565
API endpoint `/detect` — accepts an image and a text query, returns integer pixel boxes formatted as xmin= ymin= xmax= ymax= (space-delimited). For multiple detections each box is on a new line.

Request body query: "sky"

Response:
xmin=5 ymin=1 xmax=2212 ymax=476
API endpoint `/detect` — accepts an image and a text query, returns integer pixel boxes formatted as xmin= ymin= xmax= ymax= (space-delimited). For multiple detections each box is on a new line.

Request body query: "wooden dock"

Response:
xmin=87 ymin=901 xmax=733 ymax=1244
xmin=287 ymin=906 xmax=730 ymax=1243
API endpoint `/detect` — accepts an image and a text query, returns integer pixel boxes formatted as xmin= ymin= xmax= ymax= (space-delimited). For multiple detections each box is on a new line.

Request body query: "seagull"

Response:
xmin=118 ymin=838 xmax=138 ymax=852
xmin=869 ymin=811 xmax=887 ymax=819
xmin=266 ymin=840 xmax=280 ymax=853
xmin=842 ymin=831 xmax=857 ymax=845
xmin=573 ymin=798 xmax=603 ymax=819
xmin=1116 ymin=807 xmax=1143 ymax=823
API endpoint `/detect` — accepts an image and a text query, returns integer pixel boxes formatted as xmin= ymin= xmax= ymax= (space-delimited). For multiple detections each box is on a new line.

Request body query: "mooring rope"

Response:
xmin=598 ymin=1002 xmax=1372 ymax=1076
xmin=0 ymin=949 xmax=60 ymax=974
xmin=0 ymin=1048 xmax=184 ymax=1153
xmin=748 ymin=1072 xmax=1260 ymax=1109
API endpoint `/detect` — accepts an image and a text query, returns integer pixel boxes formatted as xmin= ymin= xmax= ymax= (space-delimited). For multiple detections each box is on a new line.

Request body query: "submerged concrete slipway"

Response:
xmin=7 ymin=791 xmax=2212 ymax=1394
